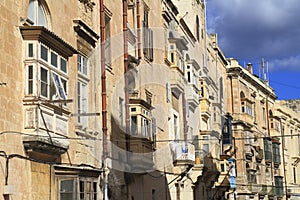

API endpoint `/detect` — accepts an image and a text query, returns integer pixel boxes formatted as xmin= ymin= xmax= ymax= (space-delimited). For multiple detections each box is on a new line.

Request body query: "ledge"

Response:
xmin=20 ymin=26 xmax=78 ymax=58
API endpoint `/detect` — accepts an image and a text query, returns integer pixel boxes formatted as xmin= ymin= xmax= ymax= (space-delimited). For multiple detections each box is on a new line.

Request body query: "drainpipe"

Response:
xmin=279 ymin=119 xmax=288 ymax=199
xmin=123 ymin=1 xmax=131 ymax=198
xmin=182 ymin=94 xmax=187 ymax=142
xmin=136 ymin=0 xmax=141 ymax=59
xmin=266 ymin=95 xmax=275 ymax=195
xmin=123 ymin=0 xmax=130 ymax=151
xmin=266 ymin=95 xmax=270 ymax=137
xmin=99 ymin=0 xmax=108 ymax=199
xmin=229 ymin=75 xmax=234 ymax=114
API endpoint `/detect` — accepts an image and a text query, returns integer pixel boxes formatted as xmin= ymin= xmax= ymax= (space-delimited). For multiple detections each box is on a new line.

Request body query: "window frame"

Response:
xmin=57 ymin=176 xmax=98 ymax=200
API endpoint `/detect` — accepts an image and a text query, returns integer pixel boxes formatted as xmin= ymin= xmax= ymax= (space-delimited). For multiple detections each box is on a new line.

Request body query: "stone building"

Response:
xmin=1 ymin=1 xmax=299 ymax=200
xmin=275 ymin=101 xmax=300 ymax=199
xmin=225 ymin=58 xmax=285 ymax=200
xmin=0 ymin=0 xmax=102 ymax=199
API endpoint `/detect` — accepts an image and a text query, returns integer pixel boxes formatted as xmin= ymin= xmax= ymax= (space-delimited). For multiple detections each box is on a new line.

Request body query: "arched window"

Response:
xmin=196 ymin=15 xmax=200 ymax=41
xmin=28 ymin=0 xmax=48 ymax=27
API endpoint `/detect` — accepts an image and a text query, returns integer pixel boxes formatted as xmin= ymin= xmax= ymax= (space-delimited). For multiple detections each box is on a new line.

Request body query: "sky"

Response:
xmin=206 ymin=0 xmax=300 ymax=100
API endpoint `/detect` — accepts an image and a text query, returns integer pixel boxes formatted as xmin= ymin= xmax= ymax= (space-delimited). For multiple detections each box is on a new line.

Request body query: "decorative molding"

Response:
xmin=79 ymin=0 xmax=96 ymax=11
xmin=20 ymin=26 xmax=78 ymax=58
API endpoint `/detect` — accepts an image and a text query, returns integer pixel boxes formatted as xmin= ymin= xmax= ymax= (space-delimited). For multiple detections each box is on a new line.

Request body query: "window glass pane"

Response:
xmin=28 ymin=65 xmax=33 ymax=94
xmin=93 ymin=182 xmax=97 ymax=200
xmin=61 ymin=58 xmax=67 ymax=73
xmin=52 ymin=73 xmax=67 ymax=100
xmin=78 ymin=82 xmax=81 ymax=123
xmin=51 ymin=52 xmax=58 ymax=67
xmin=28 ymin=0 xmax=35 ymax=22
xmin=40 ymin=68 xmax=48 ymax=97
xmin=28 ymin=43 xmax=33 ymax=57
xmin=37 ymin=2 xmax=46 ymax=26
xmin=203 ymin=144 xmax=209 ymax=153
xmin=41 ymin=45 xmax=48 ymax=61
xmin=60 ymin=180 xmax=74 ymax=200
xmin=83 ymin=57 xmax=88 ymax=75
xmin=80 ymin=181 xmax=84 ymax=200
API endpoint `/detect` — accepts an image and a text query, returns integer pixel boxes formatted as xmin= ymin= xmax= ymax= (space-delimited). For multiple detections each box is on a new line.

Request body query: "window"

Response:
xmin=41 ymin=45 xmax=48 ymax=61
xmin=272 ymin=142 xmax=281 ymax=164
xmin=240 ymin=92 xmax=252 ymax=115
xmin=105 ymin=15 xmax=111 ymax=67
xmin=222 ymin=115 xmax=232 ymax=145
xmin=119 ymin=98 xmax=124 ymax=126
xmin=61 ymin=58 xmax=67 ymax=73
xmin=196 ymin=15 xmax=200 ymax=41
xmin=174 ymin=114 xmax=179 ymax=140
xmin=28 ymin=43 xmax=34 ymax=57
xmin=51 ymin=52 xmax=58 ymax=67
xmin=185 ymin=64 xmax=197 ymax=85
xmin=58 ymin=177 xmax=98 ymax=200
xmin=274 ymin=176 xmax=284 ymax=196
xmin=78 ymin=55 xmax=88 ymax=75
xmin=141 ymin=117 xmax=150 ymax=138
xmin=25 ymin=43 xmax=68 ymax=103
xmin=78 ymin=81 xmax=88 ymax=126
xmin=60 ymin=179 xmax=75 ymax=200
xmin=263 ymin=138 xmax=272 ymax=162
xmin=27 ymin=65 xmax=34 ymax=94
xmin=40 ymin=67 xmax=49 ymax=98
xmin=202 ymin=136 xmax=209 ymax=154
xmin=143 ymin=7 xmax=153 ymax=61
xmin=246 ymin=164 xmax=257 ymax=184
xmin=52 ymin=72 xmax=67 ymax=100
xmin=131 ymin=116 xmax=137 ymax=135
xmin=28 ymin=0 xmax=48 ymax=27
xmin=262 ymin=107 xmax=266 ymax=125
xmin=269 ymin=110 xmax=274 ymax=128
xmin=293 ymin=167 xmax=297 ymax=184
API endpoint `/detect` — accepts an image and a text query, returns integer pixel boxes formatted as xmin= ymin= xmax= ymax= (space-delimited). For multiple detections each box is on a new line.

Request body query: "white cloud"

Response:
xmin=206 ymin=0 xmax=300 ymax=62
xmin=268 ymin=56 xmax=300 ymax=71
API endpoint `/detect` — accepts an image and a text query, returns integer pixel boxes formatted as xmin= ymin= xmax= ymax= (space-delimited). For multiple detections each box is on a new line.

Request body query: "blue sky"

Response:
xmin=206 ymin=0 xmax=300 ymax=100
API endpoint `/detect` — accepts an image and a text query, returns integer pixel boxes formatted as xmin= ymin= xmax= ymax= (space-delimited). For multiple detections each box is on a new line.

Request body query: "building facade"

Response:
xmin=1 ymin=0 xmax=300 ymax=200
xmin=0 ymin=0 xmax=103 ymax=199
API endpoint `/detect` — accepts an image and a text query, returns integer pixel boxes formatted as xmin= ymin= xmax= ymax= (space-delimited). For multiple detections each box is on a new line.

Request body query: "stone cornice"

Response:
xmin=20 ymin=26 xmax=78 ymax=59
xmin=227 ymin=66 xmax=277 ymax=100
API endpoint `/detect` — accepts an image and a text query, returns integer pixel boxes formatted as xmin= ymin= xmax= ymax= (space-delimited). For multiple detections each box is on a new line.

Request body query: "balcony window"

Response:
xmin=130 ymin=105 xmax=153 ymax=140
xmin=263 ymin=138 xmax=272 ymax=162
xmin=272 ymin=142 xmax=281 ymax=164
xmin=25 ymin=43 xmax=69 ymax=102
xmin=27 ymin=65 xmax=34 ymax=94
xmin=274 ymin=176 xmax=284 ymax=196
xmin=40 ymin=67 xmax=49 ymax=98
xmin=240 ymin=91 xmax=253 ymax=115
xmin=222 ymin=114 xmax=232 ymax=145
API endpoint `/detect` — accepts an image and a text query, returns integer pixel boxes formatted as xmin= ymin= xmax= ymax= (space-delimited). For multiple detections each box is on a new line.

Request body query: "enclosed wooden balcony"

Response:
xmin=200 ymin=97 xmax=211 ymax=119
xmin=22 ymin=101 xmax=70 ymax=161
xmin=169 ymin=67 xmax=186 ymax=96
xmin=170 ymin=141 xmax=195 ymax=166
xmin=186 ymin=85 xmax=200 ymax=110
